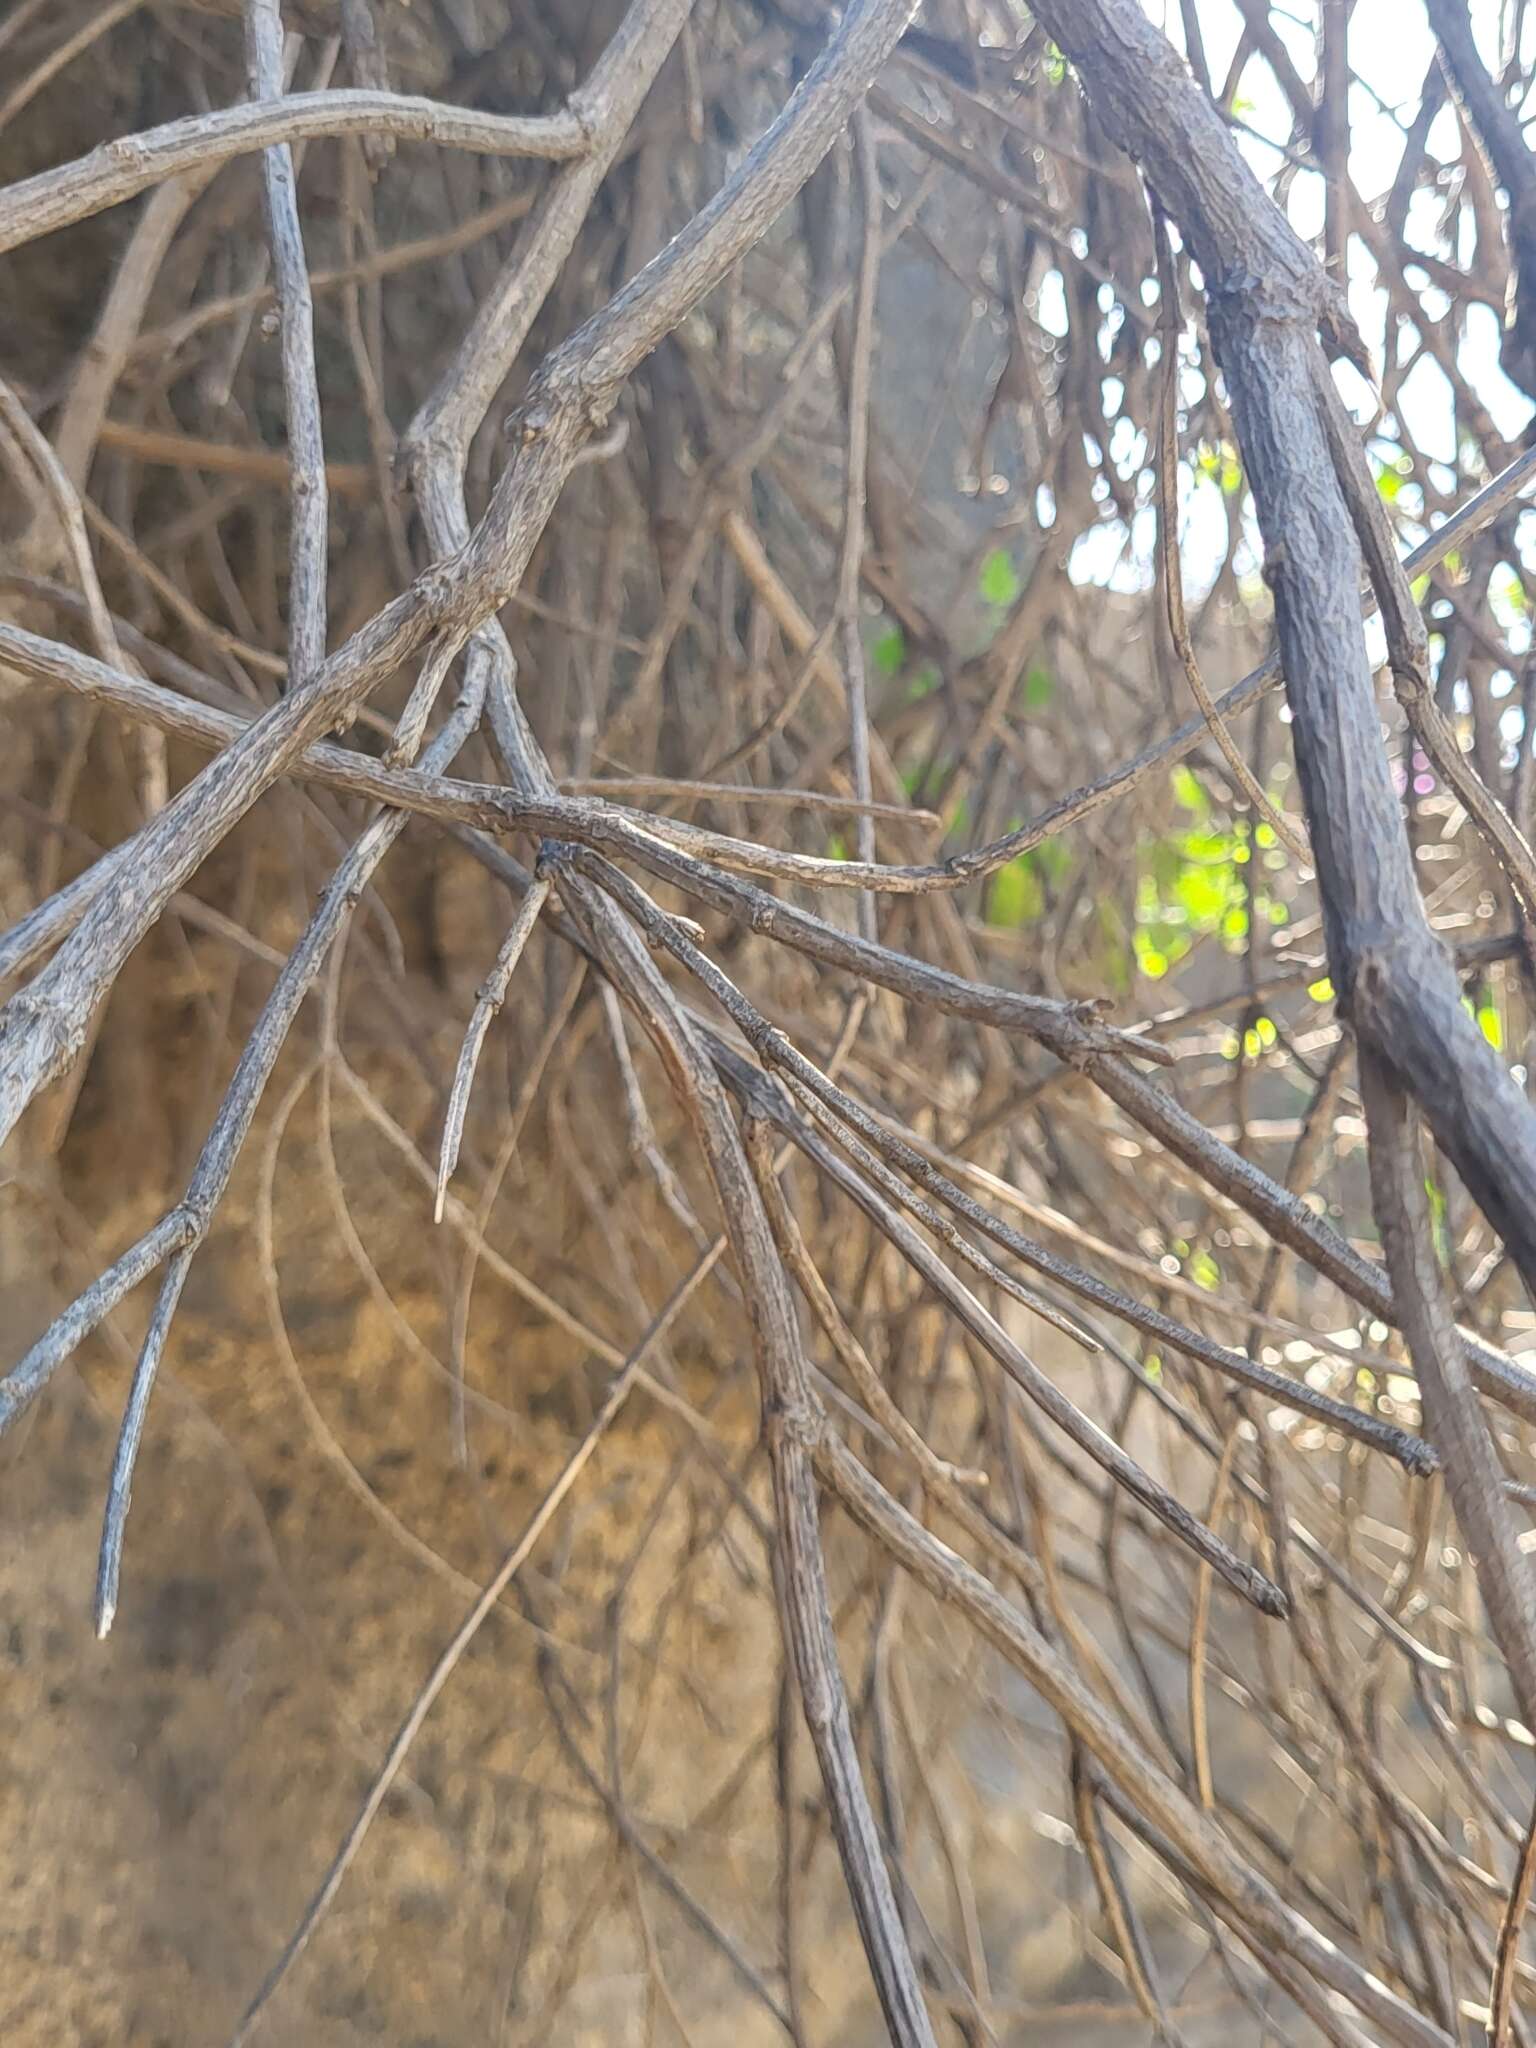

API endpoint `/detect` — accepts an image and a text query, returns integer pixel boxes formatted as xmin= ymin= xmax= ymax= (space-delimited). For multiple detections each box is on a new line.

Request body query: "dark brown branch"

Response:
xmin=1426 ymin=0 xmax=1536 ymax=399
xmin=1031 ymin=0 xmax=1536 ymax=1344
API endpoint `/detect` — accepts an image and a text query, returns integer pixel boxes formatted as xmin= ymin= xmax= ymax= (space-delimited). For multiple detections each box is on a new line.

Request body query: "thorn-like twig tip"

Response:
xmin=1254 ymin=1573 xmax=1290 ymax=1621
xmin=1399 ymin=1434 xmax=1440 ymax=1479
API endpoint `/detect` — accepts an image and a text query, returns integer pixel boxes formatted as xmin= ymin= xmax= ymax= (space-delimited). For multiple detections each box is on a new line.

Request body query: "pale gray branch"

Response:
xmin=0 ymin=90 xmax=589 ymax=256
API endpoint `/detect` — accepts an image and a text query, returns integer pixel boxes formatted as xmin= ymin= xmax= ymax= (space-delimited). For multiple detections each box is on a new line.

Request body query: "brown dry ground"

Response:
xmin=0 ymin=1057 xmax=1194 ymax=2048
xmin=1 ymin=1045 xmax=788 ymax=2047
xmin=0 ymin=942 xmax=1359 ymax=2048
xmin=0 ymin=1217 xmax=1257 ymax=2047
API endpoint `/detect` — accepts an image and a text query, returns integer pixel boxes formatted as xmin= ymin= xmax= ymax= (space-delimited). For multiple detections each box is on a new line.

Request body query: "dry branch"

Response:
xmin=0 ymin=90 xmax=587 ymax=256
xmin=9 ymin=0 xmax=1536 ymax=2038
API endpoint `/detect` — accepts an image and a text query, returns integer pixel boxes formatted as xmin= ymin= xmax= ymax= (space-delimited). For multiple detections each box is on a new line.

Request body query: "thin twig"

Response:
xmin=246 ymin=0 xmax=328 ymax=692
xmin=1150 ymin=200 xmax=1309 ymax=864
xmin=435 ymin=869 xmax=552 ymax=1221
xmin=1493 ymin=1793 xmax=1536 ymax=2048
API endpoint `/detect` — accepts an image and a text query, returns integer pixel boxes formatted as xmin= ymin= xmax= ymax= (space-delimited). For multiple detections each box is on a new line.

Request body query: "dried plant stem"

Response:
xmin=435 ymin=870 xmax=552 ymax=1221
xmin=0 ymin=90 xmax=589 ymax=257
xmin=11 ymin=0 xmax=1536 ymax=2034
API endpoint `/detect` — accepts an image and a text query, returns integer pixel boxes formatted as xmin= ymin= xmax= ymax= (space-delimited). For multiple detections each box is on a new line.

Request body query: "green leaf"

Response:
xmin=1179 ymin=829 xmax=1234 ymax=861
xmin=872 ymin=624 xmax=905 ymax=675
xmin=1424 ymin=1177 xmax=1450 ymax=1264
xmin=1171 ymin=766 xmax=1207 ymax=816
xmin=978 ymin=548 xmax=1021 ymax=607
xmin=1188 ymin=1248 xmax=1221 ymax=1291
xmin=1023 ymin=663 xmax=1054 ymax=709
xmin=1175 ymin=865 xmax=1229 ymax=922
xmin=905 ymin=663 xmax=938 ymax=701
xmin=1196 ymin=442 xmax=1243 ymax=494
xmin=825 ymin=834 xmax=849 ymax=862
xmin=1147 ymin=839 xmax=1183 ymax=891
xmin=1374 ymin=450 xmax=1413 ymax=504
xmin=985 ymin=856 xmax=1045 ymax=929
xmin=1308 ymin=976 xmax=1335 ymax=1002
xmin=1242 ymin=1015 xmax=1278 ymax=1060
xmin=1467 ymin=992 xmax=1503 ymax=1049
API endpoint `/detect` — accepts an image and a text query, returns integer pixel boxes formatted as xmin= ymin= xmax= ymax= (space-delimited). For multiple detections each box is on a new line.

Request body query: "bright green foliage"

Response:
xmin=1171 ymin=765 xmax=1207 ymax=816
xmin=1163 ymin=1237 xmax=1221 ymax=1291
xmin=1492 ymin=566 xmax=1529 ymax=622
xmin=1134 ymin=839 xmax=1243 ymax=976
xmin=872 ymin=623 xmax=905 ymax=675
xmin=986 ymin=858 xmax=1044 ymax=929
xmin=978 ymin=548 xmax=1021 ymax=607
xmin=1242 ymin=1015 xmax=1279 ymax=1060
xmin=1132 ymin=772 xmax=1289 ymax=978
xmin=1196 ymin=441 xmax=1244 ymax=495
xmin=1188 ymin=1248 xmax=1221 ymax=1291
xmin=983 ymin=837 xmax=1071 ymax=929
xmin=1374 ymin=450 xmax=1413 ymax=503
xmin=1466 ymin=989 xmax=1503 ymax=1049
xmin=1424 ymin=1177 xmax=1450 ymax=1265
